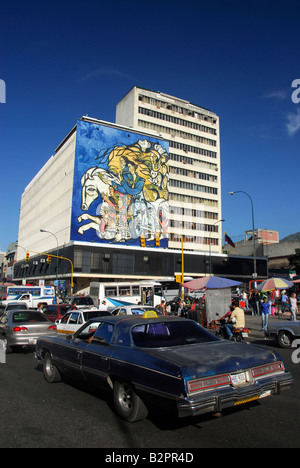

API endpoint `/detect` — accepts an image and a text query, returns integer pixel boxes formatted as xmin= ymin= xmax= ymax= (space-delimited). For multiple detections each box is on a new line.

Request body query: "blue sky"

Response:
xmin=1 ymin=0 xmax=300 ymax=251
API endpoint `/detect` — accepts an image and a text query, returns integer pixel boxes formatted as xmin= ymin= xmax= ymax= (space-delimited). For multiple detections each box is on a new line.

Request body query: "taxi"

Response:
xmin=56 ymin=308 xmax=111 ymax=335
xmin=37 ymin=312 xmax=293 ymax=423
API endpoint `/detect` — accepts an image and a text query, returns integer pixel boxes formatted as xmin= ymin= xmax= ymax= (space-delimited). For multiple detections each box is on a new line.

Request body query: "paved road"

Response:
xmin=0 ymin=338 xmax=299 ymax=449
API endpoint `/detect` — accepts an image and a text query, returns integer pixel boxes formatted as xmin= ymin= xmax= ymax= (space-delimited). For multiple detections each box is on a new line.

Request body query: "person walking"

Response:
xmin=290 ymin=293 xmax=298 ymax=321
xmin=260 ymin=297 xmax=270 ymax=331
xmin=281 ymin=291 xmax=288 ymax=313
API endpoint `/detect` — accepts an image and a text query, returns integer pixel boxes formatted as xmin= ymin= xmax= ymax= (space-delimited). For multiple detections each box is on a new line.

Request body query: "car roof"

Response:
xmin=87 ymin=315 xmax=186 ymax=325
xmin=88 ymin=315 xmax=192 ymax=347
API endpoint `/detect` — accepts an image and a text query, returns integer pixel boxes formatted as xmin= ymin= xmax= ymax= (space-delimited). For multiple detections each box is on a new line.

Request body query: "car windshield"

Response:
xmin=132 ymin=320 xmax=219 ymax=348
xmin=12 ymin=312 xmax=48 ymax=323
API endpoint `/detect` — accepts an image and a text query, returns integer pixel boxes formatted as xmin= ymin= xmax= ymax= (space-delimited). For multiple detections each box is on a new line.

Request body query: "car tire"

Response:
xmin=113 ymin=380 xmax=148 ymax=423
xmin=278 ymin=331 xmax=293 ymax=348
xmin=43 ymin=352 xmax=62 ymax=383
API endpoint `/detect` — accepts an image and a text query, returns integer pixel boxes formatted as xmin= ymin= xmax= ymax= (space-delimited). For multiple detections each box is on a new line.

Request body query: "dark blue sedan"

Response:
xmin=35 ymin=314 xmax=293 ymax=422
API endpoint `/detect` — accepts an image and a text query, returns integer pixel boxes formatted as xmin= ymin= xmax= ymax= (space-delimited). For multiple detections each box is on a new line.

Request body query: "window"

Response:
xmin=132 ymin=320 xmax=219 ymax=348
xmin=94 ymin=322 xmax=115 ymax=344
xmin=69 ymin=313 xmax=79 ymax=324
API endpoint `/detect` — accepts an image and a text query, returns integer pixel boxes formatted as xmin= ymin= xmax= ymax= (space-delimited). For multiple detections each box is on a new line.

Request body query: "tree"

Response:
xmin=288 ymin=248 xmax=300 ymax=274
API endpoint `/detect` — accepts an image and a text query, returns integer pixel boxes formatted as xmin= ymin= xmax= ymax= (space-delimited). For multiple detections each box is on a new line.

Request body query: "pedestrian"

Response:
xmin=242 ymin=290 xmax=249 ymax=310
xmin=159 ymin=300 xmax=166 ymax=315
xmin=249 ymin=290 xmax=259 ymax=316
xmin=99 ymin=300 xmax=108 ymax=311
xmin=260 ymin=297 xmax=270 ymax=331
xmin=281 ymin=291 xmax=288 ymax=313
xmin=290 ymin=293 xmax=298 ymax=321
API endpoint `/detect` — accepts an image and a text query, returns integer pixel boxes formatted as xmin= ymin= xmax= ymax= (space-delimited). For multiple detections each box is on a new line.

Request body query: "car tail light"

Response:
xmin=251 ymin=362 xmax=284 ymax=378
xmin=188 ymin=374 xmax=231 ymax=394
xmin=13 ymin=327 xmax=28 ymax=332
xmin=48 ymin=325 xmax=57 ymax=331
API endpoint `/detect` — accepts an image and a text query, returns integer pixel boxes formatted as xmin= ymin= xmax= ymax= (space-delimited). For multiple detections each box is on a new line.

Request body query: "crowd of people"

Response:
xmin=156 ymin=286 xmax=299 ymax=335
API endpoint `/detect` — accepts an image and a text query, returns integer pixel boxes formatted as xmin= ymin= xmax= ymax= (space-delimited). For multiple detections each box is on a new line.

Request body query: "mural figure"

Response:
xmin=76 ymin=137 xmax=169 ymax=246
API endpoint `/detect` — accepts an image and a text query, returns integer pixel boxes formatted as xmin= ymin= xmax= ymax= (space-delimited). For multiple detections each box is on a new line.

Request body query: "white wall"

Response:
xmin=17 ymin=132 xmax=76 ymax=260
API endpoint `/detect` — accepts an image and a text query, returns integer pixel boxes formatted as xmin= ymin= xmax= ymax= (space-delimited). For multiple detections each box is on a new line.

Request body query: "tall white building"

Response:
xmin=116 ymin=86 xmax=222 ymax=254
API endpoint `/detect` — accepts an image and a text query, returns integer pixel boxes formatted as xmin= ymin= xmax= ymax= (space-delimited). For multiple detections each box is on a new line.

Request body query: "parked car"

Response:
xmin=36 ymin=314 xmax=293 ymax=423
xmin=265 ymin=320 xmax=300 ymax=348
xmin=56 ymin=309 xmax=111 ymax=335
xmin=0 ymin=309 xmax=57 ymax=354
xmin=42 ymin=304 xmax=71 ymax=323
xmin=0 ymin=302 xmax=28 ymax=313
xmin=110 ymin=305 xmax=162 ymax=316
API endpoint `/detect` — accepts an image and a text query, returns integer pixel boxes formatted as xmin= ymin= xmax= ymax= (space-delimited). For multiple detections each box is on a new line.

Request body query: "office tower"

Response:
xmin=116 ymin=86 xmax=222 ymax=253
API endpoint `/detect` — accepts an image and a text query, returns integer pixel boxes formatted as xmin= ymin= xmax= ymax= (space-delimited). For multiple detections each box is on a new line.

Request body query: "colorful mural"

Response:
xmin=71 ymin=120 xmax=169 ymax=247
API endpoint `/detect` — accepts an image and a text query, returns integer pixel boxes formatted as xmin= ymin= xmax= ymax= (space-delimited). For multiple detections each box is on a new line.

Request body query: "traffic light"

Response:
xmin=25 ymin=252 xmax=30 ymax=262
xmin=155 ymin=234 xmax=160 ymax=247
xmin=47 ymin=255 xmax=51 ymax=264
xmin=140 ymin=235 xmax=146 ymax=247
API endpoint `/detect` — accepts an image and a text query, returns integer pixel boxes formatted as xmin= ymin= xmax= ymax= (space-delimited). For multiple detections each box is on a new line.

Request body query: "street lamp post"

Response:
xmin=40 ymin=229 xmax=59 ymax=300
xmin=209 ymin=218 xmax=225 ymax=275
xmin=228 ymin=191 xmax=257 ymax=282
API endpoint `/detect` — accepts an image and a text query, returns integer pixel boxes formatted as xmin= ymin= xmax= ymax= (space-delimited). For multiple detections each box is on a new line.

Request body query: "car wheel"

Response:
xmin=43 ymin=352 xmax=62 ymax=383
xmin=113 ymin=381 xmax=148 ymax=423
xmin=278 ymin=331 xmax=293 ymax=348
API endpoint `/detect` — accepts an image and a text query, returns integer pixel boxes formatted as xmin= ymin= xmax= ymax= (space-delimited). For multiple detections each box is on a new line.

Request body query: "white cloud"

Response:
xmin=263 ymin=90 xmax=288 ymax=100
xmin=78 ymin=67 xmax=134 ymax=82
xmin=286 ymin=108 xmax=300 ymax=136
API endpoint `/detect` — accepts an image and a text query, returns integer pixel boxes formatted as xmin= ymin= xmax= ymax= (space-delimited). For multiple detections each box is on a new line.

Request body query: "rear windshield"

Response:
xmin=12 ymin=312 xmax=48 ymax=323
xmin=73 ymin=297 xmax=94 ymax=306
xmin=83 ymin=311 xmax=111 ymax=320
xmin=132 ymin=320 xmax=219 ymax=348
xmin=44 ymin=306 xmax=69 ymax=315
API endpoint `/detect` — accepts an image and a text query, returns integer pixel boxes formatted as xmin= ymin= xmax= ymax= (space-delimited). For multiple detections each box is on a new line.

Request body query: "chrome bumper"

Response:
xmin=177 ymin=372 xmax=293 ymax=418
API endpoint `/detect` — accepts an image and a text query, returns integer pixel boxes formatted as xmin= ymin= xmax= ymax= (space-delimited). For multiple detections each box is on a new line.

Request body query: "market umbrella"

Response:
xmin=182 ymin=276 xmax=241 ymax=290
xmin=257 ymin=277 xmax=294 ymax=292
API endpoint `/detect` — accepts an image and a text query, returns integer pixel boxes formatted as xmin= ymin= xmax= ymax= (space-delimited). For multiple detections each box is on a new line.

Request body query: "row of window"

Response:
xmin=170 ymin=234 xmax=219 ymax=246
xmin=170 ymin=220 xmax=220 ymax=232
xmin=170 ymin=206 xmax=218 ymax=219
xmin=170 ymin=179 xmax=218 ymax=195
xmin=169 ymin=192 xmax=219 ymax=208
xmin=169 ymin=166 xmax=218 ymax=183
xmin=169 ymin=152 xmax=218 ymax=171
xmin=169 ymin=140 xmax=217 ymax=159
xmin=138 ymin=118 xmax=217 ymax=147
xmin=138 ymin=94 xmax=217 ymax=125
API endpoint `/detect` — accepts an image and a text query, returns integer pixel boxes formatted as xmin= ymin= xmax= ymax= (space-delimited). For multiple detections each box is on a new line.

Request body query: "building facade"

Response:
xmin=116 ymin=86 xmax=222 ymax=254
xmin=13 ymin=89 xmax=267 ymax=292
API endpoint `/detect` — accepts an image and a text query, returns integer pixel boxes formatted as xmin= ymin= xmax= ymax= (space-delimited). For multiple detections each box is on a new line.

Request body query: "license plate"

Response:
xmin=231 ymin=372 xmax=246 ymax=386
xmin=242 ymin=332 xmax=248 ymax=337
xmin=29 ymin=338 xmax=37 ymax=345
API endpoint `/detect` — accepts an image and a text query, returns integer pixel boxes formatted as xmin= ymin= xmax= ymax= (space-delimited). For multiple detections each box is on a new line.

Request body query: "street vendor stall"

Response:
xmin=182 ymin=276 xmax=241 ymax=325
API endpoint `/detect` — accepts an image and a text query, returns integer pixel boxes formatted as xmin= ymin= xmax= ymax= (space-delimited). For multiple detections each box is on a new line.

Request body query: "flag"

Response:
xmin=225 ymin=232 xmax=235 ymax=248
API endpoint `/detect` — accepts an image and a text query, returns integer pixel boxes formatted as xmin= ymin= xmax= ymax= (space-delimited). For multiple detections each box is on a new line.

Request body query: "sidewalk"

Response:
xmin=245 ymin=312 xmax=291 ymax=339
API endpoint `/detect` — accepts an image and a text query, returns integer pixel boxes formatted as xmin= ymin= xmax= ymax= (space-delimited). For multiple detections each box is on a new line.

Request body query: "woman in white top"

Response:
xmin=290 ymin=293 xmax=298 ymax=321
